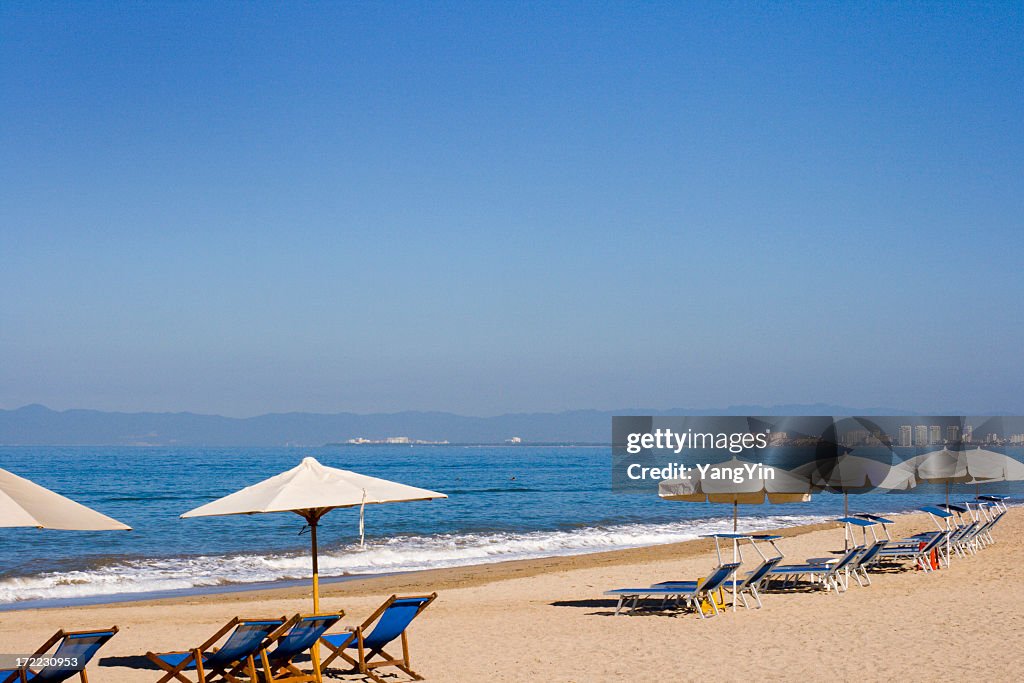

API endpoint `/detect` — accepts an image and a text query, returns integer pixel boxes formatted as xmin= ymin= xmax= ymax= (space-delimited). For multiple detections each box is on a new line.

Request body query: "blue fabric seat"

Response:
xmin=319 ymin=594 xmax=437 ymax=683
xmin=766 ymin=545 xmax=863 ymax=593
xmin=146 ymin=618 xmax=285 ymax=683
xmin=258 ymin=614 xmax=342 ymax=683
xmin=0 ymin=628 xmax=117 ymax=683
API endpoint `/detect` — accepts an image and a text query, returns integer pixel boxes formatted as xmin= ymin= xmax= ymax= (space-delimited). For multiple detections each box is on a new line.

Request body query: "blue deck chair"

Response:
xmin=654 ymin=555 xmax=783 ymax=609
xmin=257 ymin=613 xmax=343 ymax=683
xmin=973 ymin=502 xmax=1006 ymax=545
xmin=938 ymin=504 xmax=983 ymax=556
xmin=765 ymin=545 xmax=863 ymax=594
xmin=319 ymin=594 xmax=437 ymax=683
xmin=146 ymin=617 xmax=286 ymax=683
xmin=0 ymin=628 xmax=117 ymax=683
xmin=849 ymin=539 xmax=889 ymax=585
xmin=604 ymin=562 xmax=742 ymax=617
xmin=876 ymin=530 xmax=946 ymax=571
xmin=806 ymin=539 xmax=889 ymax=587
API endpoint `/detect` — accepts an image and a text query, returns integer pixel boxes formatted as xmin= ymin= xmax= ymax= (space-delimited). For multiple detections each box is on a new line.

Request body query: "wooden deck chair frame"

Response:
xmin=319 ymin=594 xmax=437 ymax=683
xmin=0 ymin=627 xmax=119 ymax=683
xmin=146 ymin=616 xmax=288 ymax=683
xmin=257 ymin=612 xmax=344 ymax=683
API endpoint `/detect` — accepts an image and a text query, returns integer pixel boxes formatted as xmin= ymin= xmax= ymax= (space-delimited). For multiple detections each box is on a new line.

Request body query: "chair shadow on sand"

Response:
xmin=98 ymin=655 xmax=159 ymax=670
xmin=98 ymin=655 xmax=408 ymax=682
xmin=549 ymin=598 xmax=692 ymax=617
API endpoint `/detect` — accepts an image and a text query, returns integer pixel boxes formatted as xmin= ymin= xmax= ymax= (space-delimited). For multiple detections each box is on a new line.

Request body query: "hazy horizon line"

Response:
xmin=0 ymin=401 xmax=961 ymax=420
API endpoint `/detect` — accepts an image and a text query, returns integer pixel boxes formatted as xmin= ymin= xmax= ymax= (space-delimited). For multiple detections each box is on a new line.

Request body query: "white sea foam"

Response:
xmin=0 ymin=514 xmax=829 ymax=604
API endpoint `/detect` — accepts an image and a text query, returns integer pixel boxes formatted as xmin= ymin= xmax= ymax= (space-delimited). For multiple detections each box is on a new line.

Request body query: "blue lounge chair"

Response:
xmin=0 ymin=628 xmax=117 ymax=683
xmin=654 ymin=555 xmax=783 ymax=609
xmin=258 ymin=613 xmax=344 ymax=683
xmin=849 ymin=539 xmax=889 ymax=585
xmin=319 ymin=594 xmax=437 ymax=683
xmin=765 ymin=545 xmax=863 ymax=593
xmin=147 ymin=617 xmax=287 ymax=683
xmin=876 ymin=529 xmax=946 ymax=571
xmin=806 ymin=538 xmax=889 ymax=587
xmin=604 ymin=562 xmax=742 ymax=617
xmin=972 ymin=501 xmax=1007 ymax=545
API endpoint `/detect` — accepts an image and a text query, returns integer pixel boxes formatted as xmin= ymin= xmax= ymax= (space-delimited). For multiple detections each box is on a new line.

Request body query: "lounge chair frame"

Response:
xmin=146 ymin=617 xmax=287 ymax=683
xmin=765 ymin=545 xmax=863 ymax=594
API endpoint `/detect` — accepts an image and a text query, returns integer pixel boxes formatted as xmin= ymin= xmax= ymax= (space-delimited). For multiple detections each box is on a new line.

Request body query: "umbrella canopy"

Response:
xmin=904 ymin=447 xmax=974 ymax=485
xmin=957 ymin=447 xmax=1024 ymax=482
xmin=793 ymin=454 xmax=917 ymax=491
xmin=790 ymin=454 xmax=916 ymax=548
xmin=659 ymin=456 xmax=811 ymax=530
xmin=659 ymin=456 xmax=812 ymax=505
xmin=904 ymin=447 xmax=1024 ymax=504
xmin=181 ymin=457 xmax=446 ymax=610
xmin=0 ymin=467 xmax=131 ymax=530
xmin=182 ymin=456 xmax=446 ymax=518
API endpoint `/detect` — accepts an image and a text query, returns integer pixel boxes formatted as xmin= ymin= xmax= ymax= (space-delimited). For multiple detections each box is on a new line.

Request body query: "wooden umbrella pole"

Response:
xmin=306 ymin=509 xmax=324 ymax=683
xmin=310 ymin=514 xmax=320 ymax=612
xmin=844 ymin=492 xmax=850 ymax=550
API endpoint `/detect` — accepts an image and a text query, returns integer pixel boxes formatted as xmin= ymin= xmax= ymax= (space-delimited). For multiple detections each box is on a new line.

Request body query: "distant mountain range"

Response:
xmin=0 ymin=403 xmax=921 ymax=446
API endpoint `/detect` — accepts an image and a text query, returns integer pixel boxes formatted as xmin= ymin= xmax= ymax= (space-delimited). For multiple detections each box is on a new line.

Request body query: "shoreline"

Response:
xmin=5 ymin=502 xmax=957 ymax=611
xmin=3 ymin=516 xmax=844 ymax=614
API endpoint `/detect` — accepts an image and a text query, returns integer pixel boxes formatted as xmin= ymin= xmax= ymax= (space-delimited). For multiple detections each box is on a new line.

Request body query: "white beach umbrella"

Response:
xmin=0 ymin=467 xmax=131 ymax=530
xmin=658 ymin=456 xmax=812 ymax=531
xmin=902 ymin=447 xmax=1024 ymax=505
xmin=181 ymin=456 xmax=446 ymax=611
xmin=958 ymin=447 xmax=1024 ymax=482
xmin=790 ymin=454 xmax=917 ymax=547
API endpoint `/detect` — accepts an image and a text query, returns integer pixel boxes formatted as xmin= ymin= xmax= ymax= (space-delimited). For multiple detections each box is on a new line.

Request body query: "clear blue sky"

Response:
xmin=1 ymin=1 xmax=1022 ymax=417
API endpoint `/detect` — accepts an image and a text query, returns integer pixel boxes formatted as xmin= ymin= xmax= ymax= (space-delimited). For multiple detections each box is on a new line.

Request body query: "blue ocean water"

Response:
xmin=0 ymin=445 xmax=1019 ymax=606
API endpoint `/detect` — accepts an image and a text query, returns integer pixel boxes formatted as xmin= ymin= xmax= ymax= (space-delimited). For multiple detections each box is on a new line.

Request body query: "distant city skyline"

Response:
xmin=2 ymin=3 xmax=1022 ymax=417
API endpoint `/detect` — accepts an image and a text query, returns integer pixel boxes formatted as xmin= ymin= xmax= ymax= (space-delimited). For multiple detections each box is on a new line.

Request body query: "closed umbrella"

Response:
xmin=181 ymin=456 xmax=446 ymax=611
xmin=0 ymin=467 xmax=131 ymax=530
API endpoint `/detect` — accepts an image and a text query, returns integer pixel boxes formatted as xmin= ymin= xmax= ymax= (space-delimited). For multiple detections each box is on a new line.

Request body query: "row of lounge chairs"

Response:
xmin=0 ymin=594 xmax=436 ymax=683
xmin=605 ymin=495 xmax=1010 ymax=617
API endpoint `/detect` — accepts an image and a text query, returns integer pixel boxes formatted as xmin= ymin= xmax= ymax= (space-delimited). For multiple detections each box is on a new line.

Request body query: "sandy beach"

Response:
xmin=1 ymin=508 xmax=1021 ymax=682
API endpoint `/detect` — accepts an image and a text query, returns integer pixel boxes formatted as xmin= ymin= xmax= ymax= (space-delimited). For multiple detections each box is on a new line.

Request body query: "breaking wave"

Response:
xmin=0 ymin=513 xmax=829 ymax=604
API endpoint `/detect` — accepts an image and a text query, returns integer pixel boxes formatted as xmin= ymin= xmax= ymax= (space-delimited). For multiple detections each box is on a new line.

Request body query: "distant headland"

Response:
xmin=0 ymin=403 xmax=924 ymax=447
